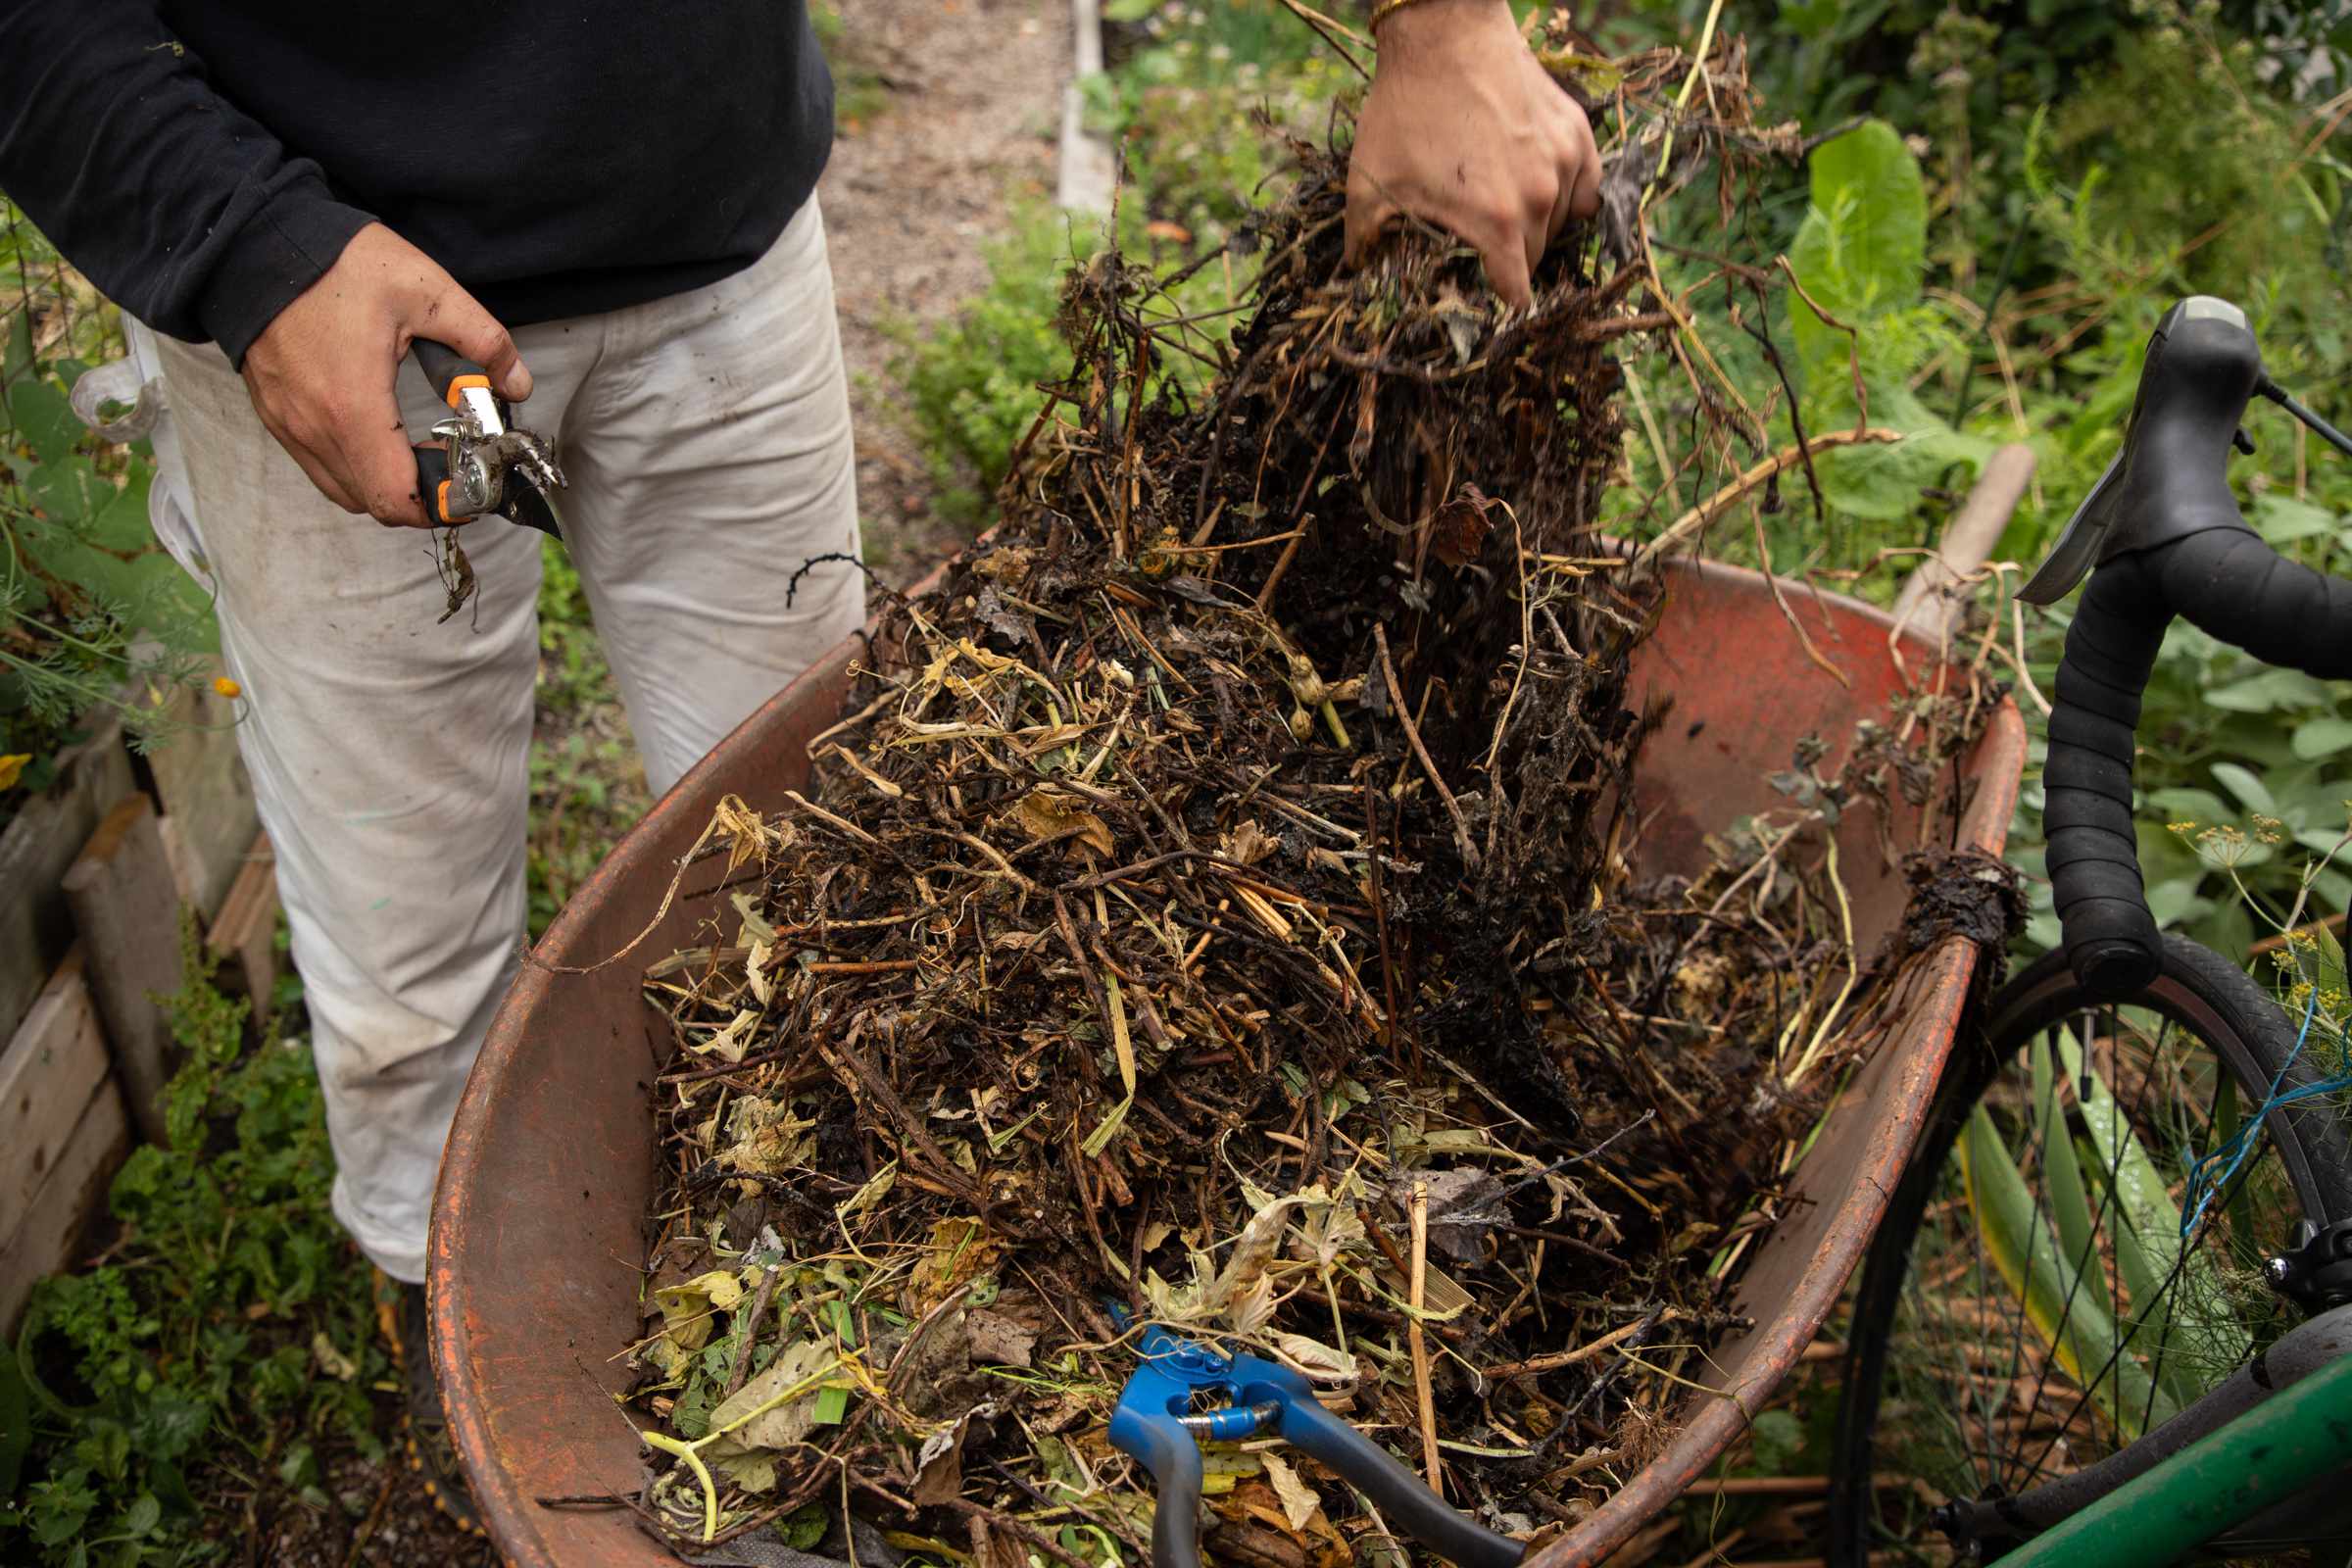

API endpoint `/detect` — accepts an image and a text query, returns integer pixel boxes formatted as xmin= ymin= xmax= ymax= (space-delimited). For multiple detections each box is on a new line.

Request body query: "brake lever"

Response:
xmin=2017 ymin=296 xmax=2263 ymax=606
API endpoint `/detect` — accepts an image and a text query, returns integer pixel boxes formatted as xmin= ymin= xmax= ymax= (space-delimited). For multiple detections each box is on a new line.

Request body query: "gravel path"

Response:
xmin=819 ymin=0 xmax=1069 ymax=583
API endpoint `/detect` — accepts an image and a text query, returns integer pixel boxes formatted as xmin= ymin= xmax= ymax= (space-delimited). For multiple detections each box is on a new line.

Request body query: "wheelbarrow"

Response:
xmin=429 ymin=546 xmax=2027 ymax=1565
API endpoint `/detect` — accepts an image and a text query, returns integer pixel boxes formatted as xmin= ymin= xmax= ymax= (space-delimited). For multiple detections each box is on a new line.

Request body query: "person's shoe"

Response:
xmin=376 ymin=1269 xmax=488 ymax=1538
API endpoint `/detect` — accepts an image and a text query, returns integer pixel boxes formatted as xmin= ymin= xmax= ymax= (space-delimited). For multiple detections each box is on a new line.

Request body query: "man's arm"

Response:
xmin=1344 ymin=0 xmax=1602 ymax=310
xmin=0 ymin=2 xmax=528 ymax=526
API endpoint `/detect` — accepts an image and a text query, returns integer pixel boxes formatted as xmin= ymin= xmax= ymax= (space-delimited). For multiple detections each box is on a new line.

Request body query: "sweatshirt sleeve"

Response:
xmin=0 ymin=0 xmax=376 ymax=365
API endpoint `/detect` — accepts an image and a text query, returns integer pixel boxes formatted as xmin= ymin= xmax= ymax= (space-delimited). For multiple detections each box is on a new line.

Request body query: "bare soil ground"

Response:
xmin=818 ymin=0 xmax=1067 ymax=584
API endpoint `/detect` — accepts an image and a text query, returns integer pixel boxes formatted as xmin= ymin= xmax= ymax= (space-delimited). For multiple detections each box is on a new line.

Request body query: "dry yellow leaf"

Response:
xmin=1006 ymin=790 xmax=1113 ymax=858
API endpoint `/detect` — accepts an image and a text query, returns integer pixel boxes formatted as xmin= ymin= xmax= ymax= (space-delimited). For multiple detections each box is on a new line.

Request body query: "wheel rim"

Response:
xmin=1858 ymin=972 xmax=2330 ymax=1558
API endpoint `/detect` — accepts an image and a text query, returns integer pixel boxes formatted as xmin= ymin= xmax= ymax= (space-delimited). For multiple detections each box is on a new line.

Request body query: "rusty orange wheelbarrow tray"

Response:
xmin=430 ymin=556 xmax=2027 ymax=1566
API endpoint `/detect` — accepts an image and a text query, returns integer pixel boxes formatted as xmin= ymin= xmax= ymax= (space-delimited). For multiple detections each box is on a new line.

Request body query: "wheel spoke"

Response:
xmin=1838 ymin=945 xmax=2348 ymax=1562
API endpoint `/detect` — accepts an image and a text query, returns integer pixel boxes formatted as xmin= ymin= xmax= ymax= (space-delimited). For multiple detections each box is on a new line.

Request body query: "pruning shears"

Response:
xmin=409 ymin=338 xmax=565 ymax=536
xmin=1107 ymin=1320 xmax=1524 ymax=1568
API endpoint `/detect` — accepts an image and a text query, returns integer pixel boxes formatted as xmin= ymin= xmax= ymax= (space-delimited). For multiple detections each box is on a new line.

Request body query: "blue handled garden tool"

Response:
xmin=1106 ymin=1321 xmax=1524 ymax=1568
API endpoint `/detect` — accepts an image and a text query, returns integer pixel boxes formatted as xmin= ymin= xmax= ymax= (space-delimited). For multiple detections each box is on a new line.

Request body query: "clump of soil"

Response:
xmin=604 ymin=38 xmax=1994 ymax=1568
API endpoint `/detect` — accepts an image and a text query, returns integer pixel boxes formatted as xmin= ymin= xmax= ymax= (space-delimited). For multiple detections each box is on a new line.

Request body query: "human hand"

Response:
xmin=240 ymin=222 xmax=531 ymax=528
xmin=1344 ymin=0 xmax=1602 ymax=310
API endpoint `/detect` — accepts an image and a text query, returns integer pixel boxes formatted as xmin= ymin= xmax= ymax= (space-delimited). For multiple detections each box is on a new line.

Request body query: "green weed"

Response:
xmin=0 ymin=921 xmax=386 ymax=1566
xmin=2 ymin=205 xmax=219 ymax=830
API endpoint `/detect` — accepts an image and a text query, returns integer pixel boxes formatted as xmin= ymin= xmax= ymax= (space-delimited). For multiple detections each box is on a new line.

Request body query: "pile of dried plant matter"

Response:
xmin=608 ymin=48 xmax=1993 ymax=1568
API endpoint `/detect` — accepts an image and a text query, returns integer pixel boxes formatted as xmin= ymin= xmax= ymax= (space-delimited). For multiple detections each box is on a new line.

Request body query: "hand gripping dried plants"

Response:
xmin=604 ymin=38 xmax=2005 ymax=1568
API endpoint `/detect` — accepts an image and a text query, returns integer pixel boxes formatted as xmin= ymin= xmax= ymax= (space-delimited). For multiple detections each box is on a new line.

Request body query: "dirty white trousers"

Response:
xmin=132 ymin=200 xmax=863 ymax=1283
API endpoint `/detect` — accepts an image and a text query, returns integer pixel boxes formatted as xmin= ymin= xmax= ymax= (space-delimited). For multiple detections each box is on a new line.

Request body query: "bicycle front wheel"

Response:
xmin=1829 ymin=935 xmax=2352 ymax=1563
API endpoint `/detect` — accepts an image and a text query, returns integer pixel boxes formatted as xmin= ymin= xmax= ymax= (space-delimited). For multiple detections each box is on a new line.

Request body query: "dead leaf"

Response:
xmin=910 ymin=1218 xmax=1001 ymax=1309
xmin=1272 ymin=1333 xmax=1356 ymax=1389
xmin=969 ymin=545 xmax=1035 ymax=584
xmin=912 ymin=1400 xmax=999 ymax=1505
xmin=1260 ymin=1451 xmax=1322 ymax=1533
xmin=1430 ymin=484 xmax=1497 ymax=567
xmin=709 ymin=1339 xmax=836 ymax=1450
xmin=974 ymin=586 xmax=1036 ymax=644
xmin=1294 ymin=1196 xmax=1365 ymax=1269
xmin=966 ymin=1309 xmax=1037 ymax=1368
xmin=747 ymin=939 xmax=775 ymax=1004
xmin=1395 ymin=1168 xmax=1504 ymax=1265
xmin=1222 ymin=819 xmax=1278 ymax=867
xmin=311 ymin=1332 xmax=359 ymax=1382
xmin=693 ymin=1007 xmax=760 ymax=1063
xmin=840 ymin=1158 xmax=899 ymax=1217
xmin=1203 ymin=1192 xmax=1310 ymax=1320
xmin=1006 ymin=789 xmax=1115 ymax=858
xmin=731 ymin=889 xmax=779 ymax=945
xmin=1431 ymin=287 xmax=1488 ymax=367
xmin=1232 ymin=1273 xmax=1279 ymax=1338
xmin=720 ymin=1097 xmax=818 ymax=1177
xmin=700 ymin=1435 xmax=779 ymax=1493
xmin=647 ymin=1268 xmax=749 ymax=1370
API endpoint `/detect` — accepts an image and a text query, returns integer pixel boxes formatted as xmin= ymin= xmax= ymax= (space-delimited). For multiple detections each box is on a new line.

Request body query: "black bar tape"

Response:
xmin=2046 ymin=558 xmax=2171 ymax=998
xmin=2149 ymin=525 xmax=2352 ymax=679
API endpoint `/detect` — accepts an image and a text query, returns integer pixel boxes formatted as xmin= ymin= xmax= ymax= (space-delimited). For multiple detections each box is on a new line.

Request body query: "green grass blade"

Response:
xmin=2033 ymin=1033 xmax=2102 ymax=1283
xmin=1961 ymin=1104 xmax=2178 ymax=1439
xmin=2053 ymin=1027 xmax=2252 ymax=1375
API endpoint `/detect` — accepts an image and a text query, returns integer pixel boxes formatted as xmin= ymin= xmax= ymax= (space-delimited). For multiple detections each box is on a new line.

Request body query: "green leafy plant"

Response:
xmin=2 ymin=204 xmax=220 ymax=829
xmin=1785 ymin=120 xmax=1990 ymax=523
xmin=0 ymin=922 xmax=388 ymax=1566
xmin=895 ymin=209 xmax=1107 ymax=524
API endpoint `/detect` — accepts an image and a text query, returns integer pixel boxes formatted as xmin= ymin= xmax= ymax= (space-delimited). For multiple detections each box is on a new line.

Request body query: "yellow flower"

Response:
xmin=213 ymin=676 xmax=243 ymax=700
xmin=0 ymin=754 xmax=27 ymax=790
xmin=2196 ymin=824 xmax=2253 ymax=867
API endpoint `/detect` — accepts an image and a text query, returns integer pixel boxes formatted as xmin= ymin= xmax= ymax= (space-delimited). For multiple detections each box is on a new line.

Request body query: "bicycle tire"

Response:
xmin=1828 ymin=934 xmax=2352 ymax=1564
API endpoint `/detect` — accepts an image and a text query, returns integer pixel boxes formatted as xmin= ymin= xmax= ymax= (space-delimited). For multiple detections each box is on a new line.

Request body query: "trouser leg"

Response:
xmin=144 ymin=331 xmax=564 ymax=1284
xmin=137 ymin=197 xmax=859 ymax=1280
xmin=557 ymin=198 xmax=865 ymax=796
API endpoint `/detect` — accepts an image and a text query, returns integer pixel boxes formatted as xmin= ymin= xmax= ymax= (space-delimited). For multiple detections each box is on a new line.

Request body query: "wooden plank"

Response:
xmin=0 ymin=951 xmax=111 ymax=1243
xmin=206 ymin=833 xmax=279 ymax=1004
xmin=1889 ymin=443 xmax=2037 ymax=643
xmin=0 ymin=719 xmax=133 ymax=1044
xmin=62 ymin=795 xmax=182 ymax=1147
xmin=0 ymin=1073 xmax=129 ymax=1338
xmin=142 ymin=657 xmax=259 ymax=918
xmin=155 ymin=809 xmax=203 ymax=911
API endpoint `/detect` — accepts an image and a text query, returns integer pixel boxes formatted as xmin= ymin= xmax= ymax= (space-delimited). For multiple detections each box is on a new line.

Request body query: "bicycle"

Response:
xmin=1826 ymin=297 xmax=2352 ymax=1565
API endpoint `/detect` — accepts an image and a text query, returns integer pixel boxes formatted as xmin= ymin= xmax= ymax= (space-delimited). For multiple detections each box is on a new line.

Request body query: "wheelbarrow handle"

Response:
xmin=1272 ymin=1396 xmax=1524 ymax=1568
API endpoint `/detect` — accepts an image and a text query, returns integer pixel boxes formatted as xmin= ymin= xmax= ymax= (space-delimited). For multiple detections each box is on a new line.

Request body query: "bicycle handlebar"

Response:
xmin=2027 ymin=298 xmax=2352 ymax=997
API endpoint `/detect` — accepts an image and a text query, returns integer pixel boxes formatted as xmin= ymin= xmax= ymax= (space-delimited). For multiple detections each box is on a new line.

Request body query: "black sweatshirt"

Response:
xmin=0 ymin=2 xmax=835 ymax=366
